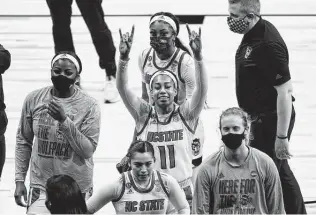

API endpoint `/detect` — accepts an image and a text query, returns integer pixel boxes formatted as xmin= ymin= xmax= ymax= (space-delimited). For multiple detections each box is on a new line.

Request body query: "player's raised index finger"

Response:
xmin=186 ymin=23 xmax=191 ymax=36
xmin=199 ymin=27 xmax=201 ymax=37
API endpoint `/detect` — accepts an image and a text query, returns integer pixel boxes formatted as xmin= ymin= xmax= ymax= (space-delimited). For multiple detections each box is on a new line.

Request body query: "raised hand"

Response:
xmin=186 ymin=24 xmax=202 ymax=60
xmin=119 ymin=25 xmax=135 ymax=60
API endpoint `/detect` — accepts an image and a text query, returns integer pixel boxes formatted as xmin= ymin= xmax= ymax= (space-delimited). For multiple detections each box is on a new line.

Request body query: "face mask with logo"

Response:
xmin=150 ymin=36 xmax=173 ymax=54
xmin=221 ymin=131 xmax=245 ymax=150
xmin=227 ymin=15 xmax=250 ymax=34
xmin=51 ymin=75 xmax=75 ymax=92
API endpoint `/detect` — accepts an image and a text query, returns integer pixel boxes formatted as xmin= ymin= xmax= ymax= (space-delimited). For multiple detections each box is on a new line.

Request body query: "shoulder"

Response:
xmin=198 ymin=150 xmax=223 ymax=175
xmin=24 ymin=86 xmax=51 ymax=103
xmin=140 ymin=47 xmax=152 ymax=59
xmin=179 ymin=50 xmax=194 ymax=66
xmin=77 ymin=88 xmax=100 ymax=108
xmin=250 ymin=147 xmax=275 ymax=167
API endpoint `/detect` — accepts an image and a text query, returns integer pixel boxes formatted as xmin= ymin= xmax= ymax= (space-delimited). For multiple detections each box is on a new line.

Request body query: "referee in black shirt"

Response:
xmin=227 ymin=0 xmax=306 ymax=214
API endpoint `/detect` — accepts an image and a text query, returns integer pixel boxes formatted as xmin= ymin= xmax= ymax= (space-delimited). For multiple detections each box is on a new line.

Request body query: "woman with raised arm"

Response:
xmin=116 ymin=24 xmax=208 ymax=211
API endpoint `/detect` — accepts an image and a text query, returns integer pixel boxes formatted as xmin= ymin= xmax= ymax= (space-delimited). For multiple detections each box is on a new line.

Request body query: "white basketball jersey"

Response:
xmin=142 ymin=48 xmax=189 ymax=104
xmin=112 ymin=170 xmax=170 ymax=214
xmin=136 ymin=106 xmax=196 ymax=185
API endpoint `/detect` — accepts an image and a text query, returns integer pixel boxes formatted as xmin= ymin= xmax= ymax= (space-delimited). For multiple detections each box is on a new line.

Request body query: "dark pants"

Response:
xmin=249 ymin=107 xmax=306 ymax=214
xmin=46 ymin=0 xmax=116 ymax=77
xmin=0 ymin=110 xmax=8 ymax=178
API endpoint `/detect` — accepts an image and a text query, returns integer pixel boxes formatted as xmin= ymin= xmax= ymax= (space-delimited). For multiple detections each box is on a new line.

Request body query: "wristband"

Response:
xmin=276 ymin=135 xmax=288 ymax=139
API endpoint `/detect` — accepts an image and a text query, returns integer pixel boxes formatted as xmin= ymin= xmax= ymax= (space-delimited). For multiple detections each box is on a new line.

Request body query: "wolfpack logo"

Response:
xmin=192 ymin=138 xmax=201 ymax=156
xmin=159 ymin=15 xmax=165 ymax=20
xmin=244 ymin=46 xmax=252 ymax=59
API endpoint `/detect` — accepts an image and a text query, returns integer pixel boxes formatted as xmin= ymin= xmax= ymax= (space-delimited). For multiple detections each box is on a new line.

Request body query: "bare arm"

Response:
xmin=117 ymin=27 xmax=151 ymax=123
xmin=274 ymin=80 xmax=293 ymax=137
xmin=86 ymin=178 xmax=122 ymax=214
xmin=116 ymin=59 xmax=151 ymax=121
xmin=59 ymin=102 xmax=101 ymax=159
xmin=181 ymin=25 xmax=208 ymax=120
xmin=168 ymin=176 xmax=190 ymax=214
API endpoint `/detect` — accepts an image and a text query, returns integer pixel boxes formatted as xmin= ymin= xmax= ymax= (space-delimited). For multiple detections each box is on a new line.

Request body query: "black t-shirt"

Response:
xmin=235 ymin=18 xmax=294 ymax=114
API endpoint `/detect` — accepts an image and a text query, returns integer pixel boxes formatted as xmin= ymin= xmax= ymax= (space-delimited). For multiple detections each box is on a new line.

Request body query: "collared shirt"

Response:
xmin=235 ymin=18 xmax=294 ymax=114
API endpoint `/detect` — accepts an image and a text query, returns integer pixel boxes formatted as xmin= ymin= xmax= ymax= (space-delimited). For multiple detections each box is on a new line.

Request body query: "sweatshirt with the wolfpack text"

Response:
xmin=15 ymin=86 xmax=101 ymax=193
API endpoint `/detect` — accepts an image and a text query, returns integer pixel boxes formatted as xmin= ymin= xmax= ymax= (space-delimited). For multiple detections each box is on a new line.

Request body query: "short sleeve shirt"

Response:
xmin=235 ymin=18 xmax=294 ymax=113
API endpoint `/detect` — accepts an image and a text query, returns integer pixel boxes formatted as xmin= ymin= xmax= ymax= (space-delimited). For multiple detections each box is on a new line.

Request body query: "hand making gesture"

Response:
xmin=186 ymin=24 xmax=202 ymax=60
xmin=119 ymin=25 xmax=135 ymax=61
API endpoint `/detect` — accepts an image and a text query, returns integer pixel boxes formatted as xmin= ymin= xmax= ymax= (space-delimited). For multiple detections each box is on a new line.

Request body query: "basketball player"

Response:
xmin=117 ymin=23 xmax=207 ymax=209
xmin=14 ymin=51 xmax=101 ymax=214
xmin=227 ymin=0 xmax=306 ymax=213
xmin=87 ymin=140 xmax=190 ymax=214
xmin=0 ymin=44 xmax=11 ymax=182
xmin=192 ymin=107 xmax=285 ymax=214
xmin=46 ymin=0 xmax=119 ymax=103
xmin=135 ymin=11 xmax=206 ymax=146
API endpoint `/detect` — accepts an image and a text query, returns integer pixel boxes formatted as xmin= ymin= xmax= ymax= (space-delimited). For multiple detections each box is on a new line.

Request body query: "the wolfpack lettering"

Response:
xmin=38 ymin=139 xmax=71 ymax=158
xmin=37 ymin=125 xmax=50 ymax=140
xmin=147 ymin=129 xmax=183 ymax=142
xmin=125 ymin=199 xmax=165 ymax=212
xmin=217 ymin=179 xmax=256 ymax=214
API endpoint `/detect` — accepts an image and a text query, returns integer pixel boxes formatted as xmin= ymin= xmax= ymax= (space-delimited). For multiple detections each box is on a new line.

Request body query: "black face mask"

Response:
xmin=51 ymin=75 xmax=75 ymax=92
xmin=150 ymin=36 xmax=173 ymax=54
xmin=221 ymin=132 xmax=245 ymax=150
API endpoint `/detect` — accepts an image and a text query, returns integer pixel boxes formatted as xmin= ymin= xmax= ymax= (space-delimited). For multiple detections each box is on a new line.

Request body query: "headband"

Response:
xmin=51 ymin=54 xmax=80 ymax=72
xmin=149 ymin=15 xmax=178 ymax=34
xmin=149 ymin=70 xmax=178 ymax=90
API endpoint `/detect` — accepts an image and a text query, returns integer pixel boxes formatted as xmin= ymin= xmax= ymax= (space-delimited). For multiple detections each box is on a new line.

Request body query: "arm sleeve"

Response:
xmin=59 ymin=102 xmax=101 ymax=159
xmin=0 ymin=44 xmax=11 ymax=74
xmin=15 ymin=94 xmax=35 ymax=182
xmin=264 ymin=157 xmax=286 ymax=214
xmin=180 ymin=55 xmax=196 ymax=99
xmin=257 ymin=42 xmax=291 ymax=86
xmin=192 ymin=166 xmax=212 ymax=214
xmin=166 ymin=175 xmax=190 ymax=214
xmin=86 ymin=177 xmax=123 ymax=214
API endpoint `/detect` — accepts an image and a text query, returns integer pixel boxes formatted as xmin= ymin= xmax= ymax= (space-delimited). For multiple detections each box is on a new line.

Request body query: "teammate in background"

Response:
xmin=227 ymin=0 xmax=306 ymax=213
xmin=192 ymin=107 xmax=285 ymax=214
xmin=116 ymin=23 xmax=207 ymax=210
xmin=0 ymin=44 xmax=11 ymax=182
xmin=46 ymin=0 xmax=119 ymax=103
xmin=87 ymin=140 xmax=190 ymax=214
xmin=14 ymin=51 xmax=101 ymax=214
xmin=45 ymin=174 xmax=88 ymax=214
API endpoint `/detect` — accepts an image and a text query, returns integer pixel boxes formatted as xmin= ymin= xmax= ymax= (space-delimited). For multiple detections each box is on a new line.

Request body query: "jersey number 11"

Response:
xmin=158 ymin=145 xmax=175 ymax=169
